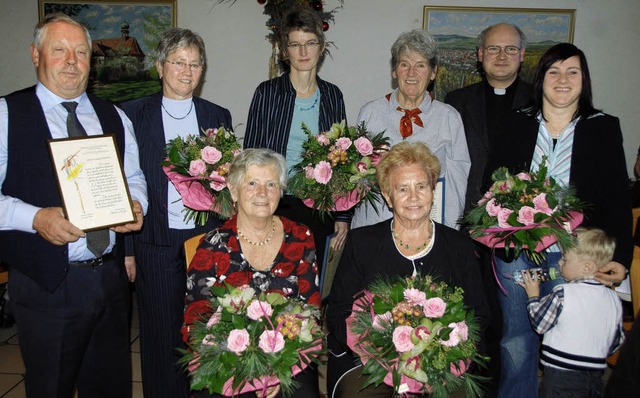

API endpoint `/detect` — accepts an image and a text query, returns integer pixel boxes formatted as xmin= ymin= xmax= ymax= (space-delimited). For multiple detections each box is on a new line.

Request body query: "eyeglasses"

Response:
xmin=164 ymin=60 xmax=202 ymax=71
xmin=286 ymin=41 xmax=321 ymax=51
xmin=484 ymin=45 xmax=521 ymax=56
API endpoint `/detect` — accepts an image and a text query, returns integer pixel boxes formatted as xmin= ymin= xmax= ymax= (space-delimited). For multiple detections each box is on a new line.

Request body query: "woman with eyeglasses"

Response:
xmin=120 ymin=28 xmax=232 ymax=398
xmin=243 ymin=5 xmax=348 ymax=267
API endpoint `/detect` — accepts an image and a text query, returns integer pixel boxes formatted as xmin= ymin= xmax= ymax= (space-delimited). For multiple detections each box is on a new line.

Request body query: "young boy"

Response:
xmin=518 ymin=228 xmax=626 ymax=397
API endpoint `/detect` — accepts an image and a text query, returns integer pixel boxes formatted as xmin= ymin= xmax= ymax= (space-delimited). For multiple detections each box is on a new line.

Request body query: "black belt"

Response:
xmin=69 ymin=253 xmax=114 ymax=268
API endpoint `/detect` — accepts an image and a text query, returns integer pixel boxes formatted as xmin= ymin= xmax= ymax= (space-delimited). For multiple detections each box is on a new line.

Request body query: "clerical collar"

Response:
xmin=484 ymin=79 xmax=518 ymax=96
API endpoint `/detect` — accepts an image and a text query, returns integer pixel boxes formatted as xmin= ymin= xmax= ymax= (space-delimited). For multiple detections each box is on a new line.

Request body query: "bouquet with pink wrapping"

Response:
xmin=346 ymin=275 xmax=486 ymax=398
xmin=288 ymin=120 xmax=389 ymax=215
xmin=181 ymin=284 xmax=324 ymax=397
xmin=463 ymin=159 xmax=586 ymax=264
xmin=162 ymin=127 xmax=241 ymax=225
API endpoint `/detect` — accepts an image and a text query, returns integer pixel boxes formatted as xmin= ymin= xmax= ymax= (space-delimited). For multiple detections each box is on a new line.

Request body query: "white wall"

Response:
xmin=1 ymin=0 xmax=639 ymax=174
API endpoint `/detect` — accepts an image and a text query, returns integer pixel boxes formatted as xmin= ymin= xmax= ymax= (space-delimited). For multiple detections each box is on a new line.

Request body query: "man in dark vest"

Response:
xmin=445 ymin=23 xmax=532 ymax=397
xmin=0 ymin=13 xmax=147 ymax=397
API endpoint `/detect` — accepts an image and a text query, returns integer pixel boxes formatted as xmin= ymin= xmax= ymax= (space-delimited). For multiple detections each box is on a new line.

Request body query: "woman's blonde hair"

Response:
xmin=376 ymin=141 xmax=441 ymax=195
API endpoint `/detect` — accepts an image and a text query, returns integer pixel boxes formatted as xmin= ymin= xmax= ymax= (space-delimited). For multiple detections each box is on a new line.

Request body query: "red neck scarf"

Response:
xmin=386 ymin=93 xmax=424 ymax=138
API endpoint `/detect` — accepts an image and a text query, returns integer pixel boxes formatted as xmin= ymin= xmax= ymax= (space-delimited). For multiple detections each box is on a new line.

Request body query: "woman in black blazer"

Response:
xmin=486 ymin=43 xmax=632 ymax=398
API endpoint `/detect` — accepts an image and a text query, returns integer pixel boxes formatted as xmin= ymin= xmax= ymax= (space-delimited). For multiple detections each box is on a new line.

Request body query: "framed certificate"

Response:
xmin=430 ymin=177 xmax=445 ymax=224
xmin=48 ymin=134 xmax=135 ymax=231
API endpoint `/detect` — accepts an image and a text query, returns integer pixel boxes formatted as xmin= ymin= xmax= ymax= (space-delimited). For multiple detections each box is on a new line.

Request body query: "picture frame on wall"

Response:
xmin=422 ymin=6 xmax=575 ymax=100
xmin=39 ymin=0 xmax=177 ymax=103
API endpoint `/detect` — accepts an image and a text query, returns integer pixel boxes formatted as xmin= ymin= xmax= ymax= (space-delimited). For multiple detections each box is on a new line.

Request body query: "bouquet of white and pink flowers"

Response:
xmin=162 ymin=126 xmax=241 ymax=225
xmin=288 ymin=120 xmax=389 ymax=215
xmin=182 ymin=284 xmax=324 ymax=397
xmin=462 ymin=159 xmax=585 ymax=264
xmin=347 ymin=275 xmax=486 ymax=398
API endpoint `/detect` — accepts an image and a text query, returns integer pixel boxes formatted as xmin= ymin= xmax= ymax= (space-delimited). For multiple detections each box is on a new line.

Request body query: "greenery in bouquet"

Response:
xmin=462 ymin=159 xmax=586 ymax=264
xmin=162 ymin=126 xmax=241 ymax=226
xmin=288 ymin=120 xmax=389 ymax=215
xmin=348 ymin=274 xmax=486 ymax=398
xmin=182 ymin=284 xmax=324 ymax=397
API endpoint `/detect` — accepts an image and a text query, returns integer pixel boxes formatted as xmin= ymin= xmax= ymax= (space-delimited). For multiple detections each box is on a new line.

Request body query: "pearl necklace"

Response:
xmin=162 ymin=100 xmax=194 ymax=120
xmin=391 ymin=220 xmax=432 ymax=251
xmin=237 ymin=218 xmax=276 ymax=246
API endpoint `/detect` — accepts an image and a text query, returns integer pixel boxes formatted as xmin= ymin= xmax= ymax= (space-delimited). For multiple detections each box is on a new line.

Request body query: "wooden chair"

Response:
xmin=184 ymin=233 xmax=206 ymax=268
xmin=630 ymin=207 xmax=640 ymax=316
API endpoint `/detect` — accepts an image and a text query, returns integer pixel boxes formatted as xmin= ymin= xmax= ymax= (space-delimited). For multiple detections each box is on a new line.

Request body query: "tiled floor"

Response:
xmin=0 ymin=297 xmax=144 ymax=398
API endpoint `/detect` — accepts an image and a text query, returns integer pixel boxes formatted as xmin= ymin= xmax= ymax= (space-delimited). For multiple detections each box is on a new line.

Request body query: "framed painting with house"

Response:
xmin=423 ymin=6 xmax=575 ymax=100
xmin=39 ymin=0 xmax=177 ymax=103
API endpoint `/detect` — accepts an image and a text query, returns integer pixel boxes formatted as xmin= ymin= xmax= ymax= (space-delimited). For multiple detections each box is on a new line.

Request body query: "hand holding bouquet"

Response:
xmin=347 ymin=275 xmax=486 ymax=398
xmin=182 ymin=284 xmax=324 ymax=397
xmin=463 ymin=159 xmax=585 ymax=264
xmin=162 ymin=126 xmax=241 ymax=225
xmin=288 ymin=120 xmax=389 ymax=215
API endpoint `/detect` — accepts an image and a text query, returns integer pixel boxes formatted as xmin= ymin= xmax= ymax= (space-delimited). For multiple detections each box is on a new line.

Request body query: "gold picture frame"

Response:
xmin=422 ymin=6 xmax=576 ymax=99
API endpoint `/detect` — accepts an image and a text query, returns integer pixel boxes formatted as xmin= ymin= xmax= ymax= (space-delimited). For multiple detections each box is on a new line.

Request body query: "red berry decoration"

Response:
xmin=313 ymin=1 xmax=323 ymax=11
xmin=322 ymin=21 xmax=329 ymax=31
xmin=257 ymin=0 xmax=266 ymax=5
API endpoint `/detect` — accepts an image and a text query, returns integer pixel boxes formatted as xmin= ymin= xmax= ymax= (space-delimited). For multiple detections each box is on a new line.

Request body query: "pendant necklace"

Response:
xmin=162 ymin=100 xmax=194 ymax=120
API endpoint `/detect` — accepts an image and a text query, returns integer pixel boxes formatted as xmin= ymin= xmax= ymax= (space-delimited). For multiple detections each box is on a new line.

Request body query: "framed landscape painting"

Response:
xmin=39 ymin=0 xmax=176 ymax=103
xmin=423 ymin=6 xmax=575 ymax=100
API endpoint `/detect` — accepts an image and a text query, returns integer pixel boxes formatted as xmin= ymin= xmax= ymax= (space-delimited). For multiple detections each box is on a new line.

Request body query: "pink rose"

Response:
xmin=450 ymin=359 xmax=470 ymax=377
xmin=206 ymin=307 xmax=222 ymax=328
xmin=485 ymin=198 xmax=501 ymax=217
xmin=209 ymin=170 xmax=226 ymax=191
xmin=304 ymin=165 xmax=315 ymax=179
xmin=227 ymin=329 xmax=250 ymax=353
xmin=188 ymin=159 xmax=207 ymax=176
xmin=497 ymin=208 xmax=513 ymax=228
xmin=516 ymin=172 xmax=531 ymax=181
xmin=441 ymin=322 xmax=468 ymax=347
xmin=313 ymin=161 xmax=333 ymax=184
xmin=392 ymin=325 xmax=415 ymax=353
xmin=372 ymin=311 xmax=392 ymax=331
xmin=336 ymin=137 xmax=352 ymax=151
xmin=423 ymin=297 xmax=446 ymax=318
xmin=517 ymin=206 xmax=537 ymax=226
xmin=316 ymin=134 xmax=330 ymax=146
xmin=258 ymin=330 xmax=285 ymax=353
xmin=414 ymin=325 xmax=431 ymax=341
xmin=201 ymin=146 xmax=222 ymax=165
xmin=404 ymin=288 xmax=427 ymax=306
xmin=533 ymin=193 xmax=554 ymax=215
xmin=353 ymin=136 xmax=374 ymax=156
xmin=246 ymin=300 xmax=273 ymax=321
xmin=478 ymin=190 xmax=494 ymax=205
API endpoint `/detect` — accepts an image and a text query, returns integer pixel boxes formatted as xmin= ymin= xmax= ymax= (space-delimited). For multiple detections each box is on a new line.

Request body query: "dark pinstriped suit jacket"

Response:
xmin=243 ymin=73 xmax=347 ymax=153
xmin=120 ymin=92 xmax=232 ymax=249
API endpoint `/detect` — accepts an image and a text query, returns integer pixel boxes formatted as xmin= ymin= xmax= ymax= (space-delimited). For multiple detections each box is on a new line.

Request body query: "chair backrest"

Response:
xmin=631 ymin=208 xmax=640 ymax=316
xmin=184 ymin=233 xmax=206 ymax=269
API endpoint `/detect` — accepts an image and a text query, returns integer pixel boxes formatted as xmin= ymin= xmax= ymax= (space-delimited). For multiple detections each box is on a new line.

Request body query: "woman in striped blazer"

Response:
xmin=243 ymin=6 xmax=348 ymax=267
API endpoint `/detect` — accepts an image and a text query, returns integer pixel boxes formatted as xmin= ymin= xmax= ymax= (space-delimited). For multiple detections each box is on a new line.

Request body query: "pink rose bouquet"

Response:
xmin=181 ymin=284 xmax=324 ymax=397
xmin=288 ymin=120 xmax=389 ymax=215
xmin=462 ymin=159 xmax=586 ymax=264
xmin=346 ymin=275 xmax=486 ymax=398
xmin=162 ymin=126 xmax=241 ymax=225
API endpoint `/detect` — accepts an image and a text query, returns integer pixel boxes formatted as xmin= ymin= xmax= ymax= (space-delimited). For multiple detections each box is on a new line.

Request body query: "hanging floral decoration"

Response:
xmin=212 ymin=1 xmax=344 ymax=77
